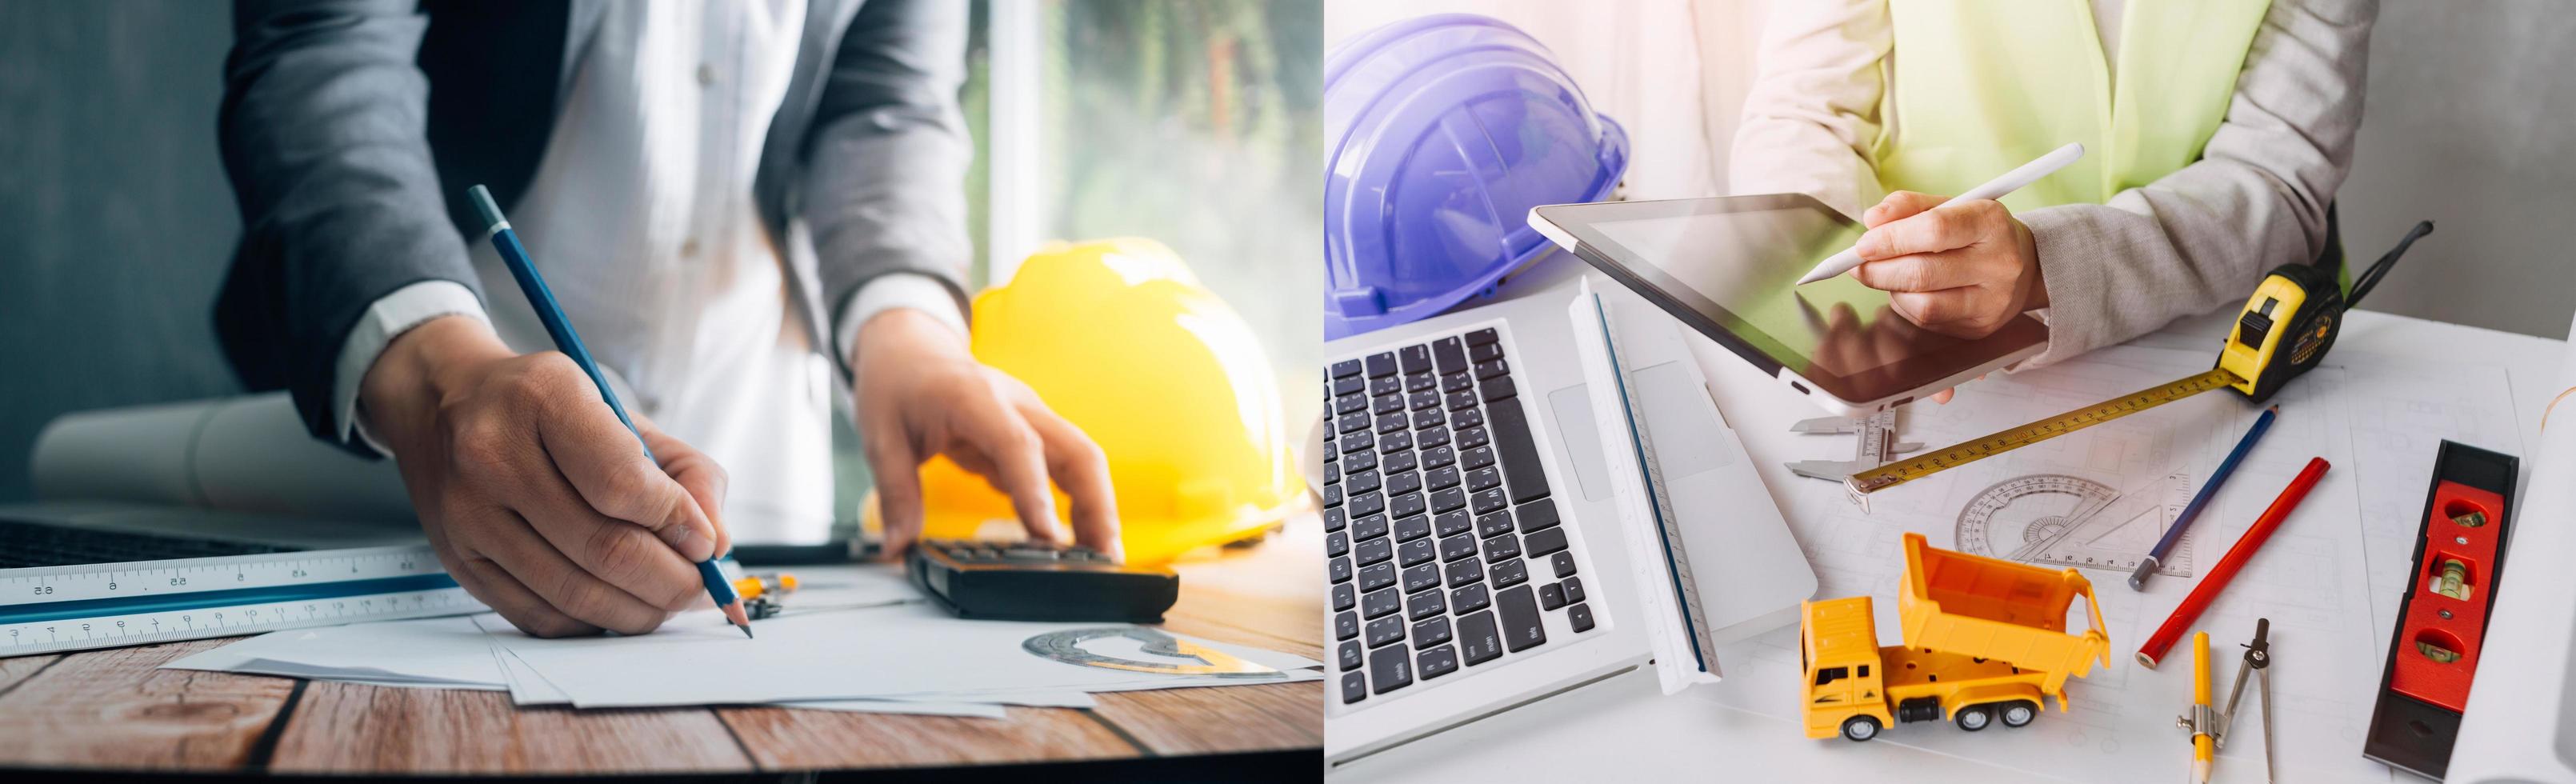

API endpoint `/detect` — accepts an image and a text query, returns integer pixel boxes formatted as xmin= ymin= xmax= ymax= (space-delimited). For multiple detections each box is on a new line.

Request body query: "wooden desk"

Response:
xmin=0 ymin=518 xmax=1324 ymax=776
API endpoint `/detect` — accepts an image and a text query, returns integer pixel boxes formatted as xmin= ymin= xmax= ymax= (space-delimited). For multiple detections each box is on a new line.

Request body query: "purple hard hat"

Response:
xmin=1324 ymin=14 xmax=1629 ymax=341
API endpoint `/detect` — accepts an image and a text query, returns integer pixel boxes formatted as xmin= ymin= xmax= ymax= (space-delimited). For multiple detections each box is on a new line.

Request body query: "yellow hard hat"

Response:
xmin=863 ymin=238 xmax=1308 ymax=564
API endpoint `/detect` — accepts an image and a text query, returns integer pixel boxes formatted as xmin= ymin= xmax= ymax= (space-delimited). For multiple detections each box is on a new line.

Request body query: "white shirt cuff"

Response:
xmin=834 ymin=273 xmax=968 ymax=367
xmin=332 ymin=281 xmax=490 ymax=456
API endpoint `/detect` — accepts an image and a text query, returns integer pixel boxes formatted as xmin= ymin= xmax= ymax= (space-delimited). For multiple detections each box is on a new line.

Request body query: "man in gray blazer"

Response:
xmin=213 ymin=0 xmax=1117 ymax=637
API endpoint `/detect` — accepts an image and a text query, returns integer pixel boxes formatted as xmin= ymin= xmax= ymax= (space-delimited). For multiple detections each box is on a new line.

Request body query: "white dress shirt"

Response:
xmin=329 ymin=0 xmax=965 ymax=544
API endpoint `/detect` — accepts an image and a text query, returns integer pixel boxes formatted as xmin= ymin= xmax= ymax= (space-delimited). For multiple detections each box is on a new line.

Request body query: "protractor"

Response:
xmin=1956 ymin=472 xmax=2194 ymax=576
xmin=1955 ymin=474 xmax=2119 ymax=563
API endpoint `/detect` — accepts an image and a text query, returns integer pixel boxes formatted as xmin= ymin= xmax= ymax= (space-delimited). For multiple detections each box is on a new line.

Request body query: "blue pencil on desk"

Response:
xmin=467 ymin=185 xmax=754 ymax=638
xmin=2129 ymin=404 xmax=2278 ymax=591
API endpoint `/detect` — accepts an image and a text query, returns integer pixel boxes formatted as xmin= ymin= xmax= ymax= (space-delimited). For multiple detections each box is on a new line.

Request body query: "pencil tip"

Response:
xmin=740 ymin=625 xmax=754 ymax=639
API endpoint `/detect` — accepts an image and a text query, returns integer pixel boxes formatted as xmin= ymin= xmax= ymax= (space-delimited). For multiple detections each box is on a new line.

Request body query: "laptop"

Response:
xmin=1321 ymin=269 xmax=1817 ymax=765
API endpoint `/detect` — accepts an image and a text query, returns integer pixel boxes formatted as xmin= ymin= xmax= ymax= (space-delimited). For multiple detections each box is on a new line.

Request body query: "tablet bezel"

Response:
xmin=1530 ymin=194 xmax=2049 ymax=410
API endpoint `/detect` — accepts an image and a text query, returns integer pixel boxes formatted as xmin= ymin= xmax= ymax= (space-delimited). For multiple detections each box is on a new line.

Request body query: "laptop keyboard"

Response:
xmin=0 ymin=519 xmax=297 ymax=569
xmin=1325 ymin=325 xmax=1597 ymax=706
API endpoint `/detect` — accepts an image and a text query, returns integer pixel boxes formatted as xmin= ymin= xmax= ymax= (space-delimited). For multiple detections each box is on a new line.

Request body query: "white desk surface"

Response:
xmin=1330 ymin=262 xmax=2567 ymax=784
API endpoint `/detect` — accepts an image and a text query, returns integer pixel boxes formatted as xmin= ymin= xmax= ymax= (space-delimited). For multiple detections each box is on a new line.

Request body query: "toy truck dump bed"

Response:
xmin=1897 ymin=532 xmax=2111 ymax=691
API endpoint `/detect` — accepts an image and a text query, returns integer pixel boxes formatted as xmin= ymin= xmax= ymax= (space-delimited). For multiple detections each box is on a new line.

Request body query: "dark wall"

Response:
xmin=0 ymin=1 xmax=245 ymax=502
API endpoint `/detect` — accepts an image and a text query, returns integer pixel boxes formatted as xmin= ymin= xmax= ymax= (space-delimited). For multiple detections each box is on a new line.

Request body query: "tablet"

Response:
xmin=1529 ymin=194 xmax=2048 ymax=414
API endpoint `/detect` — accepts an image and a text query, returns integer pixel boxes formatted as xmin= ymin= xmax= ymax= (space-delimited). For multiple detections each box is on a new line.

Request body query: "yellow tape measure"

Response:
xmin=1844 ymin=215 xmax=2433 ymax=495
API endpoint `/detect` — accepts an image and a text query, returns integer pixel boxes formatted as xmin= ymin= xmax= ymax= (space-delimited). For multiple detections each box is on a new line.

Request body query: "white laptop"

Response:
xmin=1320 ymin=270 xmax=1817 ymax=766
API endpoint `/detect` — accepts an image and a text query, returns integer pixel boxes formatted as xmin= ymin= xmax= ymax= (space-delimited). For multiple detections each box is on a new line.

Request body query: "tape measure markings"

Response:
xmin=1848 ymin=369 xmax=2241 ymax=494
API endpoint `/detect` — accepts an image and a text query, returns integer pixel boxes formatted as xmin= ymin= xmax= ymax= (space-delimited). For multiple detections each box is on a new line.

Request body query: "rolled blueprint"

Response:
xmin=2446 ymin=313 xmax=2576 ymax=784
xmin=31 ymin=393 xmax=415 ymax=525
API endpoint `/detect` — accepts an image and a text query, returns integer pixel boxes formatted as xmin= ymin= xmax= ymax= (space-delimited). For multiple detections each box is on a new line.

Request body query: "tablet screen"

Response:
xmin=1537 ymin=194 xmax=2047 ymax=404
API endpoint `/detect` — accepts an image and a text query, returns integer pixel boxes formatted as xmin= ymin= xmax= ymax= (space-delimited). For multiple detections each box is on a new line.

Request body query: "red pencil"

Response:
xmin=2135 ymin=457 xmax=2330 ymax=669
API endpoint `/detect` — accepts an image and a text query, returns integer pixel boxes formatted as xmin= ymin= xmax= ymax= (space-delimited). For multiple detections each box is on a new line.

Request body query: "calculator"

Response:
xmin=905 ymin=539 xmax=1180 ymax=623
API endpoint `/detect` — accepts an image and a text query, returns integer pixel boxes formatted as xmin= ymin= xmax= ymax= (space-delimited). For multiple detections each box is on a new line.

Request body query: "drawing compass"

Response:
xmin=2218 ymin=618 xmax=2277 ymax=783
xmin=1786 ymin=410 xmax=1922 ymax=482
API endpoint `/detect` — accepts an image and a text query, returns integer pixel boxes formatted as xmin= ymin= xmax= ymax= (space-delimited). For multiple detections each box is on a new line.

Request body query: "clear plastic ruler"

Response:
xmin=0 ymin=545 xmax=480 ymax=656
xmin=1589 ymin=293 xmax=1718 ymax=665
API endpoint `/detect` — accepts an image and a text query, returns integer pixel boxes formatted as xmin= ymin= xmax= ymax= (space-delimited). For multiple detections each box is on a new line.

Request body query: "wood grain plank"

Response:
xmin=1087 ymin=681 xmax=1323 ymax=755
xmin=0 ymin=653 xmax=62 ymax=694
xmin=716 ymin=705 xmax=1137 ymax=769
xmin=266 ymin=683 xmax=750 ymax=774
xmin=0 ymin=638 xmax=298 ymax=770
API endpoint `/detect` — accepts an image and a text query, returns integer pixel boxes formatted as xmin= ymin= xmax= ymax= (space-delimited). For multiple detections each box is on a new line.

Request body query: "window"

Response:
xmin=1813 ymin=666 xmax=1849 ymax=686
xmin=1858 ymin=665 xmax=1870 ymax=678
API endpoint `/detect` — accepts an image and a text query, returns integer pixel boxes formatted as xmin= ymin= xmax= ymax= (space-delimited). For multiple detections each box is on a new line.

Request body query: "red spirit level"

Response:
xmin=2363 ymin=441 xmax=2518 ymax=779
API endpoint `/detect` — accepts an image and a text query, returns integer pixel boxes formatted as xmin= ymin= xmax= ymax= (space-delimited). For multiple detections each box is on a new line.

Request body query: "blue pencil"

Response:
xmin=2129 ymin=404 xmax=2279 ymax=591
xmin=466 ymin=185 xmax=753 ymax=638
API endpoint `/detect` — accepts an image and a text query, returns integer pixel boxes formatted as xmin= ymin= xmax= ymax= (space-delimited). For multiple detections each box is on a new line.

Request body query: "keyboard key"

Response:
xmin=1525 ymin=526 xmax=1568 ymax=558
xmin=1550 ymin=551 xmax=1578 ymax=578
xmin=1325 ymin=462 xmax=1339 ymax=486
xmin=1562 ymin=577 xmax=1586 ymax=603
xmin=1417 ymin=426 xmax=1451 ymax=448
xmin=1402 ymin=562 xmax=1441 ymax=594
xmin=1333 ymin=376 xmax=1363 ymax=396
xmin=1381 ymin=450 xmax=1418 ymax=475
xmin=1340 ymin=641 xmax=1362 ymax=670
xmin=1369 ymin=375 xmax=1400 ymax=396
xmin=1438 ymin=534 xmax=1478 ymax=562
xmin=1325 ymin=506 xmax=1346 ymax=532
xmin=1472 ymin=358 xmax=1508 ymax=380
xmin=1378 ymin=430 xmax=1413 ymax=453
xmin=1364 ymin=352 xmax=1397 ymax=378
xmin=1469 ymin=340 xmax=1502 ymax=363
xmin=1410 ymin=408 xmax=1444 ymax=430
xmin=1430 ymin=487 xmax=1466 ymax=514
xmin=1353 ymin=537 xmax=1391 ymax=566
xmin=1345 ymin=449 xmax=1376 ymax=471
xmin=1411 ymin=616 xmax=1453 ymax=649
xmin=1540 ymin=582 xmax=1566 ymax=610
xmin=1333 ymin=582 xmax=1355 ymax=612
xmin=1351 ymin=514 xmax=1388 ymax=542
xmin=1498 ymin=585 xmax=1546 ymax=652
xmin=1451 ymin=582 xmax=1491 ymax=614
xmin=1432 ymin=336 xmax=1466 ymax=373
xmin=1403 ymin=370 xmax=1435 ymax=393
xmin=1480 ymin=375 xmax=1517 ymax=402
xmin=1358 ymin=562 xmax=1396 ymax=592
xmin=1471 ymin=488 xmax=1508 ymax=515
xmin=1419 ymin=645 xmax=1460 ymax=680
xmin=1449 ymin=406 xmax=1483 ymax=430
xmin=1334 ymin=393 xmax=1366 ymax=415
xmin=1331 ymin=358 xmax=1363 ymax=378
xmin=1385 ymin=470 xmax=1421 ymax=498
xmin=1569 ymin=602 xmax=1595 ymax=633
xmin=1370 ymin=642 xmax=1413 ymax=693
xmin=1439 ymin=371 xmax=1473 ymax=394
xmin=1432 ymin=510 xmax=1471 ymax=538
xmin=1326 ymin=531 xmax=1349 ymax=558
xmin=1422 ymin=446 xmax=1457 ymax=469
xmin=1475 ymin=511 xmax=1514 ymax=538
xmin=1482 ymin=533 xmax=1522 ymax=563
xmin=1392 ymin=514 xmax=1430 ymax=542
xmin=1424 ymin=465 xmax=1461 ymax=490
xmin=1346 ymin=470 xmax=1379 ymax=495
xmin=1406 ymin=390 xmax=1439 ymax=410
xmin=1515 ymin=500 xmax=1560 ymax=532
xmin=1398 ymin=537 xmax=1434 ymax=566
xmin=1335 ymin=611 xmax=1358 ymax=640
xmin=1455 ymin=426 xmax=1490 ymax=450
xmin=1444 ymin=558 xmax=1483 ymax=588
xmin=1445 ymin=390 xmax=1478 ymax=410
xmin=1398 ymin=345 xmax=1431 ymax=374
xmin=1490 ymin=556 xmax=1530 ymax=588
xmin=1374 ymin=413 xmax=1406 ymax=434
xmin=1336 ymin=412 xmax=1368 ymax=434
xmin=1461 ymin=446 xmax=1495 ymax=471
xmin=1349 ymin=492 xmax=1385 ymax=518
xmin=1330 ymin=557 xmax=1352 ymax=584
xmin=1466 ymin=466 xmax=1501 ymax=492
xmin=1371 ymin=394 xmax=1402 ymax=415
xmin=1465 ymin=327 xmax=1498 ymax=346
xmin=1341 ymin=435 xmax=1373 ymax=455
xmin=1362 ymin=587 xmax=1401 ymax=619
xmin=1389 ymin=493 xmax=1426 ymax=519
xmin=1342 ymin=671 xmax=1367 ymax=704
xmin=1457 ymin=611 xmax=1503 ymax=666
xmin=1406 ymin=588 xmax=1446 ymax=621
xmin=1366 ymin=615 xmax=1406 ymax=648
xmin=1484 ymin=395 xmax=1554 ymax=504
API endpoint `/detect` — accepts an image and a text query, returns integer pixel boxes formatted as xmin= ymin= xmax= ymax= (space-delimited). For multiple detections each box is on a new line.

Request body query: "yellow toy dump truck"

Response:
xmin=1802 ymin=533 xmax=2111 ymax=741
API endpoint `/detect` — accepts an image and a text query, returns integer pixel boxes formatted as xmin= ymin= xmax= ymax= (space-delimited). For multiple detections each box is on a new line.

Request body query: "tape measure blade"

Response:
xmin=1848 ymin=369 xmax=2241 ymax=494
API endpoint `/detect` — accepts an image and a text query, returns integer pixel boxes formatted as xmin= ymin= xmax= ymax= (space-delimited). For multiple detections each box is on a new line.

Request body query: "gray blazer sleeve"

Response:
xmin=214 ymin=0 xmax=479 ymax=451
xmin=802 ymin=0 xmax=975 ymax=360
xmin=2020 ymin=0 xmax=2377 ymax=365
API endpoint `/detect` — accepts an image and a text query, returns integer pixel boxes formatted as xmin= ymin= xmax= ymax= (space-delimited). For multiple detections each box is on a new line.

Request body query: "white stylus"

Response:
xmin=1794 ymin=142 xmax=2086 ymax=285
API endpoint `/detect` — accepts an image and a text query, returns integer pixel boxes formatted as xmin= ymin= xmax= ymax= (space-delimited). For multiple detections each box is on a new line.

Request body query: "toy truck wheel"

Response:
xmin=2000 ymin=701 xmax=2038 ymax=728
xmin=1954 ymin=705 xmax=1994 ymax=732
xmin=1840 ymin=715 xmax=1882 ymax=742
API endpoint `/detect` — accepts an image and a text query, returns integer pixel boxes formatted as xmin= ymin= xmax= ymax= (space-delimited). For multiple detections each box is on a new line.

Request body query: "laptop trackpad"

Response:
xmin=1543 ymin=361 xmax=1730 ymax=505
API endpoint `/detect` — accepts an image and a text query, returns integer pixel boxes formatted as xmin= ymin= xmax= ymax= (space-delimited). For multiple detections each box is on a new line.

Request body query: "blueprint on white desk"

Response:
xmin=2334 ymin=354 xmax=2526 ymax=650
xmin=1704 ymin=344 xmax=2421 ymax=782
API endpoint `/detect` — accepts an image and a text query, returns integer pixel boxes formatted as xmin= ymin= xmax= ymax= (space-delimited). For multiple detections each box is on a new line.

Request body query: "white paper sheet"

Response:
xmin=162 ymin=614 xmax=509 ymax=688
xmin=1706 ymin=345 xmax=2399 ymax=782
